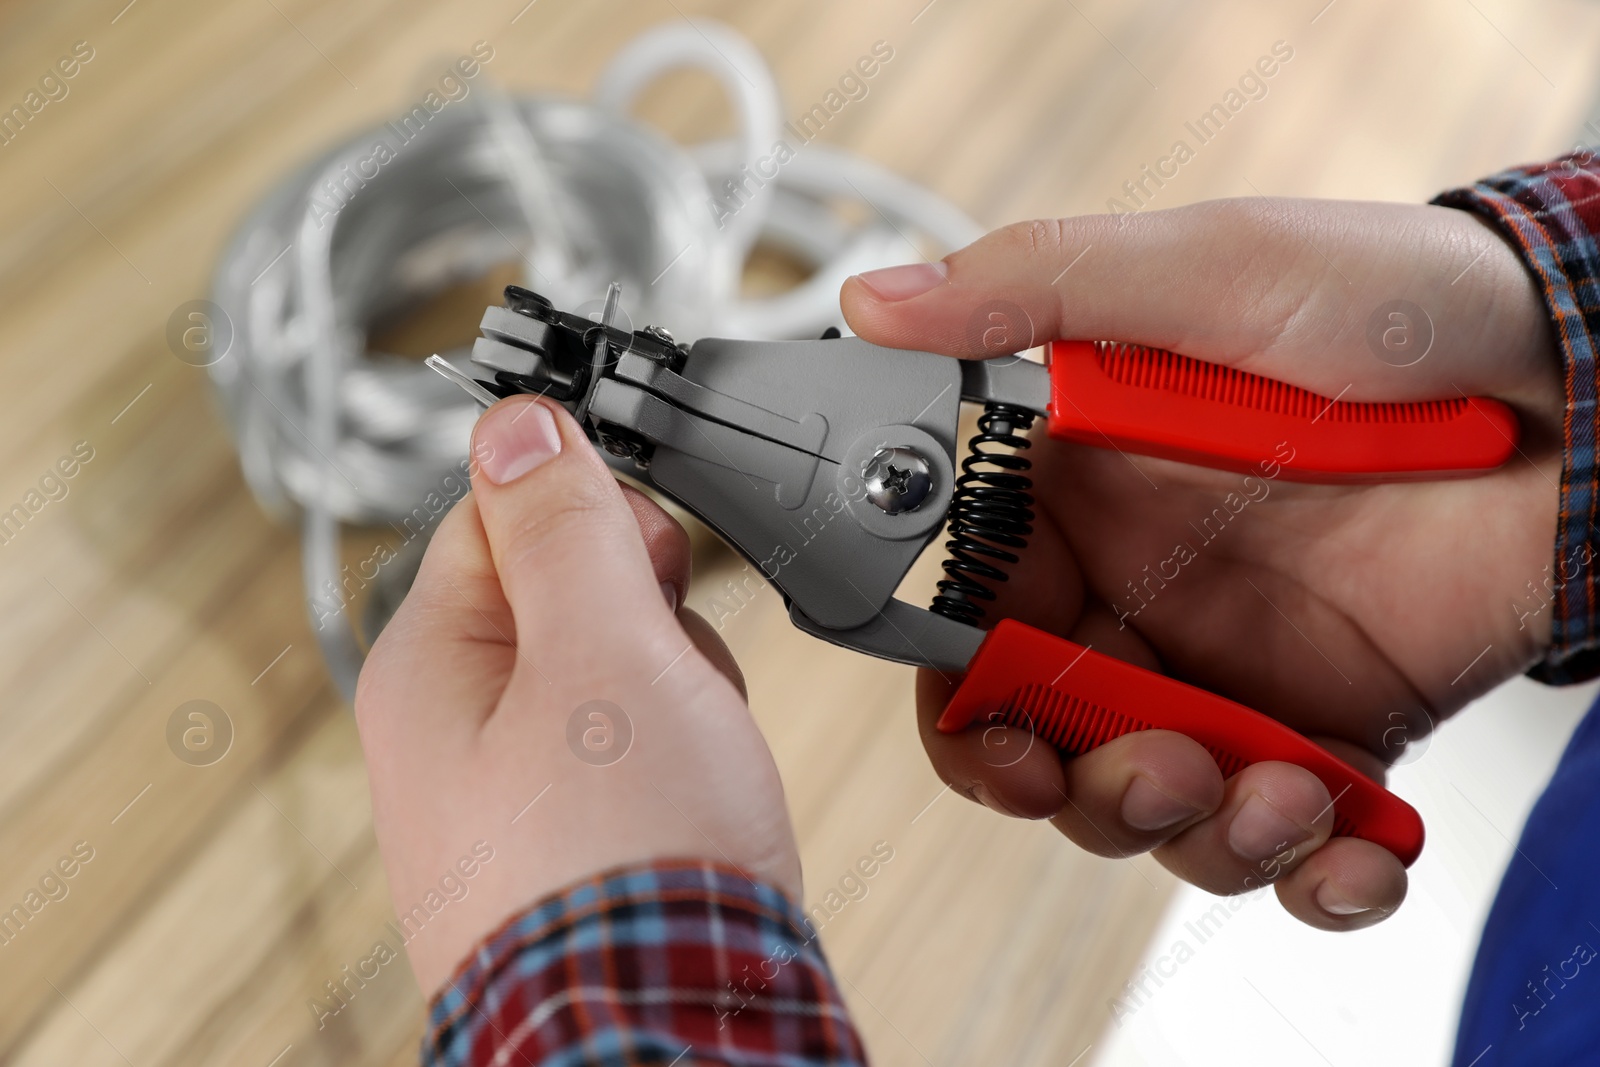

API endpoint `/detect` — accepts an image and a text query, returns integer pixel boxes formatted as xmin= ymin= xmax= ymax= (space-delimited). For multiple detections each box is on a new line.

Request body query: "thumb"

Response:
xmin=840 ymin=202 xmax=1546 ymax=402
xmin=469 ymin=395 xmax=680 ymax=678
xmin=840 ymin=212 xmax=1230 ymax=361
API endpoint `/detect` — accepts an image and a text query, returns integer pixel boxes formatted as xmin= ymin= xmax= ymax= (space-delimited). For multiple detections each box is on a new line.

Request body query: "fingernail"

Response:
xmin=660 ymin=581 xmax=678 ymax=613
xmin=1315 ymin=882 xmax=1369 ymax=916
xmin=476 ymin=400 xmax=563 ymax=485
xmin=855 ymin=261 xmax=948 ymax=301
xmin=1228 ymin=796 xmax=1312 ymax=863
xmin=1121 ymin=776 xmax=1206 ymax=832
xmin=971 ymin=782 xmax=1021 ymax=819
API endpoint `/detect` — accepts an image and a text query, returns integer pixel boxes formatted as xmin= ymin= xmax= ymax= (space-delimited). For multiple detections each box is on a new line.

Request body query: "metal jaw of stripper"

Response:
xmin=428 ymin=282 xmax=1047 ymax=674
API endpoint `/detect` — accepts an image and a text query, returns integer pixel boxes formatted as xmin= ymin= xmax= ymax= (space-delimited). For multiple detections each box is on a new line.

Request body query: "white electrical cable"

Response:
xmin=209 ymin=20 xmax=982 ymax=697
xmin=593 ymin=19 xmax=784 ymax=299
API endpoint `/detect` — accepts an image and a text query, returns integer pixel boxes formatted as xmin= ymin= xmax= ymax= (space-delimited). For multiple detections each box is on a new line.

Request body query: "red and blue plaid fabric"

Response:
xmin=422 ymin=860 xmax=868 ymax=1066
xmin=1436 ymin=152 xmax=1600 ymax=684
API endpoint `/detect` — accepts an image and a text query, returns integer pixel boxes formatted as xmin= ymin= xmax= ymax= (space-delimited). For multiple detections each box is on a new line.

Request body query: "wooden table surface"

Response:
xmin=1 ymin=1 xmax=1596 ymax=1065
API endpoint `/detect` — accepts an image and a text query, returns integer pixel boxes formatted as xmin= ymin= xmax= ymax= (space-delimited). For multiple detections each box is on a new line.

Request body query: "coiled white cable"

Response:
xmin=209 ymin=19 xmax=982 ymax=697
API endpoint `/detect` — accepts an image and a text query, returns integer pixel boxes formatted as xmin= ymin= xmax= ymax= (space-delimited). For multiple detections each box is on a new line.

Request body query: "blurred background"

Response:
xmin=3 ymin=1 xmax=1599 ymax=1065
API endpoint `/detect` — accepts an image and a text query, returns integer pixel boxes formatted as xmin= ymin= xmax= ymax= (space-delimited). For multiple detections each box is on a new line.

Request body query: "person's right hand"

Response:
xmin=841 ymin=198 xmax=1565 ymax=930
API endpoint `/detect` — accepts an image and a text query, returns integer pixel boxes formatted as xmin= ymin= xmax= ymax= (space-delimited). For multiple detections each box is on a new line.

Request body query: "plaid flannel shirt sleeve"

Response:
xmin=420 ymin=860 xmax=868 ymax=1067
xmin=1435 ymin=150 xmax=1600 ymax=684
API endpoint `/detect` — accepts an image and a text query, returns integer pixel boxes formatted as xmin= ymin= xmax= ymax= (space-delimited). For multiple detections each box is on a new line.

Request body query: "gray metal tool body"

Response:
xmin=458 ymin=285 xmax=1049 ymax=675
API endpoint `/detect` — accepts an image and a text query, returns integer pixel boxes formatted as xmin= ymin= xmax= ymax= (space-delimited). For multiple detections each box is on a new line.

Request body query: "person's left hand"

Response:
xmin=355 ymin=395 xmax=800 ymax=994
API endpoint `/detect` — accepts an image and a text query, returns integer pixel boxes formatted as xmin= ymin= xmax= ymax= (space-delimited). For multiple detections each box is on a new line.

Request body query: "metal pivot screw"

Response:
xmin=864 ymin=447 xmax=933 ymax=514
xmin=642 ymin=324 xmax=675 ymax=345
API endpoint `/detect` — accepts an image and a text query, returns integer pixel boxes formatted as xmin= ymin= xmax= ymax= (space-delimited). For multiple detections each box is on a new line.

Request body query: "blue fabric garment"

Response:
xmin=1454 ymin=695 xmax=1600 ymax=1065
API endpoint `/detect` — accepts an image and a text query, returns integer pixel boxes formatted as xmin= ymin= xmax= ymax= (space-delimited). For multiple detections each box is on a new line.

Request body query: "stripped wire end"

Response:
xmin=425 ymin=354 xmax=501 ymax=409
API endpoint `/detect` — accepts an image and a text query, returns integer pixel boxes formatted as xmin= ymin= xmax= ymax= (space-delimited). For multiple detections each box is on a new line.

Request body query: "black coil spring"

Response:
xmin=930 ymin=403 xmax=1037 ymax=624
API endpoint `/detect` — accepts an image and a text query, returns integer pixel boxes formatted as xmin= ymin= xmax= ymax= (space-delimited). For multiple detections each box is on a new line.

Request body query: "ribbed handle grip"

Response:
xmin=938 ymin=619 xmax=1424 ymax=866
xmin=1046 ymin=340 xmax=1517 ymax=482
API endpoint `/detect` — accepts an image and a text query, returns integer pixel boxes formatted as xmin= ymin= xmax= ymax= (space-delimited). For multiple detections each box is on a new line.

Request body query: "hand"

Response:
xmin=355 ymin=395 xmax=799 ymax=994
xmin=841 ymin=198 xmax=1564 ymax=929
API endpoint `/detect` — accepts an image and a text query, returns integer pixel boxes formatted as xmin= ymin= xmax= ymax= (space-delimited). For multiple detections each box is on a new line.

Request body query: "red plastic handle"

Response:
xmin=1046 ymin=340 xmax=1518 ymax=482
xmin=938 ymin=619 xmax=1424 ymax=866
